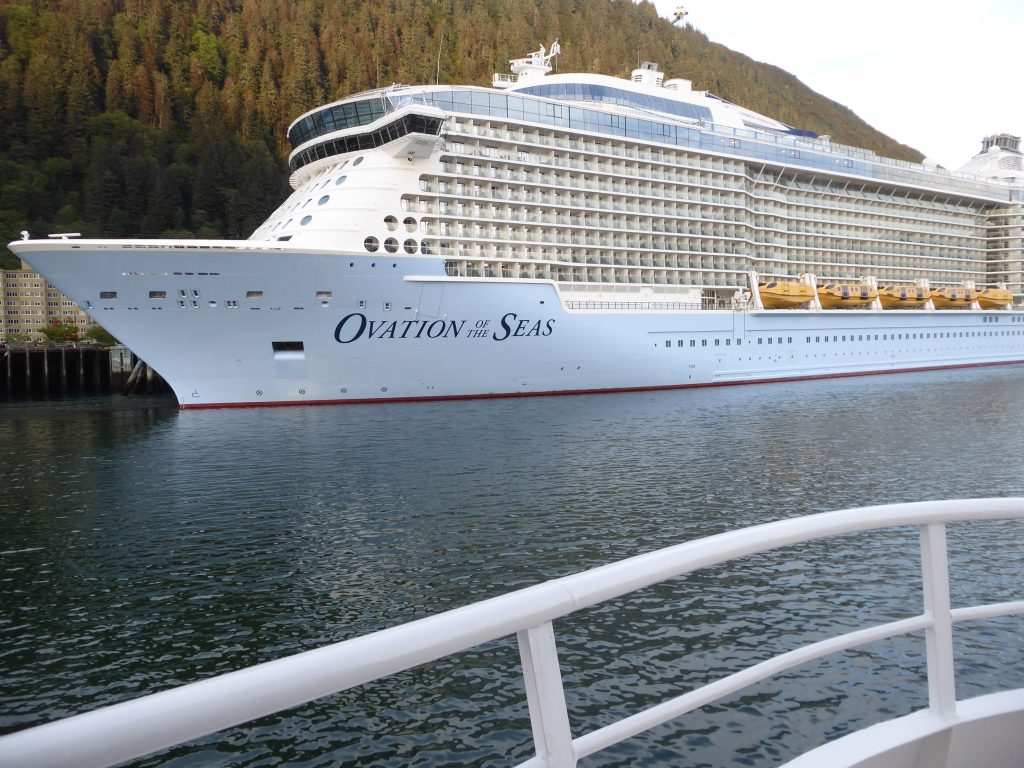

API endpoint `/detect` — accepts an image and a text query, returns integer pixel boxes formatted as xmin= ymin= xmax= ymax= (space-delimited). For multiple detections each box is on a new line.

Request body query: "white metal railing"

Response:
xmin=1 ymin=499 xmax=1022 ymax=768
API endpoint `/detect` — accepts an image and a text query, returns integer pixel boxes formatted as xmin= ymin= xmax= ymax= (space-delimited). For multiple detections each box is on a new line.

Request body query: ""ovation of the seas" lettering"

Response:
xmin=334 ymin=312 xmax=555 ymax=343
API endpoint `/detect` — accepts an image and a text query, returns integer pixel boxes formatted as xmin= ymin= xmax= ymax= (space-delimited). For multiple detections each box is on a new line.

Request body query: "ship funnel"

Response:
xmin=631 ymin=62 xmax=664 ymax=88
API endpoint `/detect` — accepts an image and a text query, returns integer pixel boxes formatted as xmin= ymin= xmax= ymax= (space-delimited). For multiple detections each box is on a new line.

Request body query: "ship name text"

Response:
xmin=334 ymin=312 xmax=555 ymax=344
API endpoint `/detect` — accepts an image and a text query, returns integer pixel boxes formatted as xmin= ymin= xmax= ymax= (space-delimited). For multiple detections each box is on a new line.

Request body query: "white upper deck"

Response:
xmin=493 ymin=42 xmax=798 ymax=137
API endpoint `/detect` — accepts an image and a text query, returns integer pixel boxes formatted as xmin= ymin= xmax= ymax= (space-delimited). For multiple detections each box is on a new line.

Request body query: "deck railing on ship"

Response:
xmin=1 ymin=499 xmax=1022 ymax=768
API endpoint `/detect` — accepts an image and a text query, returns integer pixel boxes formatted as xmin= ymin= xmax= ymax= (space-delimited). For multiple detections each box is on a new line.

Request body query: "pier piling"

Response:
xmin=0 ymin=346 xmax=169 ymax=401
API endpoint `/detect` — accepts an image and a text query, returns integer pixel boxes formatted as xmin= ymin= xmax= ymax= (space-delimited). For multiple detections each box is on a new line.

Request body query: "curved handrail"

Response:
xmin=1 ymin=498 xmax=1022 ymax=768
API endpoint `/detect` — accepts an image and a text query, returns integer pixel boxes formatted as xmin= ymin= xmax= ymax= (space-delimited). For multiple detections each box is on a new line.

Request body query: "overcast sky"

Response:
xmin=650 ymin=0 xmax=1023 ymax=170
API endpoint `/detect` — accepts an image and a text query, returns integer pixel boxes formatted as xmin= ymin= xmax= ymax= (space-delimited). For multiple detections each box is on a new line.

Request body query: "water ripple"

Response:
xmin=1 ymin=367 xmax=1023 ymax=766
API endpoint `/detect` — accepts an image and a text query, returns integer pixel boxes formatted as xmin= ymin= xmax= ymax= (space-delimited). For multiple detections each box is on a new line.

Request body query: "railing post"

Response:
xmin=919 ymin=522 xmax=957 ymax=718
xmin=517 ymin=622 xmax=575 ymax=767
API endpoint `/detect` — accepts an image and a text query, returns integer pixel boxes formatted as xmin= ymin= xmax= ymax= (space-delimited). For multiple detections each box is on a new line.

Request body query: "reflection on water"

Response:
xmin=1 ymin=366 xmax=1023 ymax=766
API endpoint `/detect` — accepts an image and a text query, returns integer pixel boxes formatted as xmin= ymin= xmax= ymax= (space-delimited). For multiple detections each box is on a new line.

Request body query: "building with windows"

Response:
xmin=1 ymin=260 xmax=94 ymax=343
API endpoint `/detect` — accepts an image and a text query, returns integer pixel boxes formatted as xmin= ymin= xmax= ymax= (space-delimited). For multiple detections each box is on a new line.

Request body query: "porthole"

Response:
xmin=364 ymin=237 xmax=379 ymax=252
xmin=300 ymin=215 xmax=312 ymax=225
xmin=403 ymin=216 xmax=417 ymax=232
xmin=318 ymin=195 xmax=330 ymax=205
xmin=352 ymin=156 xmax=363 ymax=166
xmin=384 ymin=238 xmax=399 ymax=253
xmin=335 ymin=175 xmax=347 ymax=186
xmin=384 ymin=215 xmax=399 ymax=231
xmin=403 ymin=239 xmax=417 ymax=254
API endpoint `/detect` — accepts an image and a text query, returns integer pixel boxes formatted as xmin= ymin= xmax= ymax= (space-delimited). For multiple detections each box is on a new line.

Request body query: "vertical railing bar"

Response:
xmin=920 ymin=522 xmax=957 ymax=718
xmin=517 ymin=623 xmax=576 ymax=768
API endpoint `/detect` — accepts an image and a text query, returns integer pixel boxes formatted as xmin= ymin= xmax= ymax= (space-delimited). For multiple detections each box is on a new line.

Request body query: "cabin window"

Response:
xmin=690 ymin=340 xmax=695 ymax=347
xmin=701 ymin=339 xmax=707 ymax=347
xmin=149 ymin=291 xmax=166 ymax=299
xmin=404 ymin=239 xmax=418 ymax=254
xmin=336 ymin=175 xmax=348 ymax=185
xmin=714 ymin=339 xmax=720 ymax=346
xmin=316 ymin=291 xmax=333 ymax=300
xmin=665 ymin=340 xmax=671 ymax=348
xmin=677 ymin=340 xmax=684 ymax=347
xmin=384 ymin=238 xmax=399 ymax=253
xmin=404 ymin=217 xmax=417 ymax=232
xmin=318 ymin=195 xmax=330 ymax=205
xmin=725 ymin=339 xmax=731 ymax=346
xmin=100 ymin=291 xmax=117 ymax=299
xmin=364 ymin=237 xmax=379 ymax=252
xmin=385 ymin=215 xmax=399 ymax=231
xmin=246 ymin=290 xmax=264 ymax=299
xmin=300 ymin=215 xmax=312 ymax=225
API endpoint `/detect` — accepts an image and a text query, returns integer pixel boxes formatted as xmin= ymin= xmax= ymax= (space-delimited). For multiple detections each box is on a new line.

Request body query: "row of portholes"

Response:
xmin=385 ymin=215 xmax=417 ymax=233
xmin=365 ymin=237 xmax=420 ymax=254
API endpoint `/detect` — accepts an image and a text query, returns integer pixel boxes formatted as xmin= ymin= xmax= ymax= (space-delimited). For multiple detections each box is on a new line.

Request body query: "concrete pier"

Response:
xmin=0 ymin=346 xmax=169 ymax=400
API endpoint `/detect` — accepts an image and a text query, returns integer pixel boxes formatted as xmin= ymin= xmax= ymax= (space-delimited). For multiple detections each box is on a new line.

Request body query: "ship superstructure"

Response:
xmin=8 ymin=46 xmax=1024 ymax=407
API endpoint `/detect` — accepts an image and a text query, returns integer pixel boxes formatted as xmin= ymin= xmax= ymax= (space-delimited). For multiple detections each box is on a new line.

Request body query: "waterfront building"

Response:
xmin=1 ymin=260 xmax=95 ymax=343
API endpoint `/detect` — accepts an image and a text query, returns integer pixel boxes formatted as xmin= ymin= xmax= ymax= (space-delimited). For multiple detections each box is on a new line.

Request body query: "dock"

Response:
xmin=0 ymin=346 xmax=169 ymax=400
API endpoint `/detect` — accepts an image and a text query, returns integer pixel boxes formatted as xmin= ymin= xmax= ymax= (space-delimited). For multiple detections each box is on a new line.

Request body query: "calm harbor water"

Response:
xmin=2 ymin=367 xmax=1023 ymax=766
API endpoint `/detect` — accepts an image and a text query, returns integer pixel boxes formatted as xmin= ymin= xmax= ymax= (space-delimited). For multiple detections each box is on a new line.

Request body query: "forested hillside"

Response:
xmin=0 ymin=0 xmax=923 ymax=268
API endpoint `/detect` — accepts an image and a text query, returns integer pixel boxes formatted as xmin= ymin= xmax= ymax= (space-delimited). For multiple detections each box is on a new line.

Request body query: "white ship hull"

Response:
xmin=12 ymin=241 xmax=1024 ymax=408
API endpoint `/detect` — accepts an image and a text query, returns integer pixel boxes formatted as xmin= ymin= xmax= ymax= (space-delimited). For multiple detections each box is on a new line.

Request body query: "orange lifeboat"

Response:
xmin=878 ymin=285 xmax=930 ymax=309
xmin=816 ymin=282 xmax=878 ymax=309
xmin=930 ymin=286 xmax=979 ymax=309
xmin=757 ymin=280 xmax=815 ymax=308
xmin=978 ymin=287 xmax=1013 ymax=309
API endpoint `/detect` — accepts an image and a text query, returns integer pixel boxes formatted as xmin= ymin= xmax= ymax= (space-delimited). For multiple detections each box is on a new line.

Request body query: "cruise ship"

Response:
xmin=9 ymin=44 xmax=1024 ymax=408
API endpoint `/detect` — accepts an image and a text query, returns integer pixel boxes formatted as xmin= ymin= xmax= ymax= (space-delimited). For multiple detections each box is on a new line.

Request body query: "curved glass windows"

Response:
xmin=288 ymin=97 xmax=392 ymax=150
xmin=318 ymin=195 xmax=330 ymax=205
xmin=364 ymin=236 xmax=379 ymax=252
xmin=300 ymin=215 xmax=312 ymax=225
xmin=383 ymin=238 xmax=399 ymax=253
xmin=335 ymin=175 xmax=347 ymax=185
xmin=384 ymin=215 xmax=398 ymax=231
xmin=403 ymin=239 xmax=417 ymax=254
xmin=403 ymin=216 xmax=417 ymax=232
xmin=514 ymin=83 xmax=713 ymax=123
xmin=289 ymin=114 xmax=444 ymax=172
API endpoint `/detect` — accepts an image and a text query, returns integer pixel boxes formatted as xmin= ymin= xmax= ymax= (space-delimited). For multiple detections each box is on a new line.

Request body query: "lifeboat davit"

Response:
xmin=758 ymin=280 xmax=814 ymax=308
xmin=978 ymin=287 xmax=1013 ymax=309
xmin=816 ymin=282 xmax=878 ymax=309
xmin=931 ymin=286 xmax=979 ymax=309
xmin=878 ymin=285 xmax=930 ymax=309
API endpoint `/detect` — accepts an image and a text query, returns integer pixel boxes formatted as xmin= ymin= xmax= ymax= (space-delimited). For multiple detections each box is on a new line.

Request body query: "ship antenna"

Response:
xmin=436 ymin=28 xmax=444 ymax=85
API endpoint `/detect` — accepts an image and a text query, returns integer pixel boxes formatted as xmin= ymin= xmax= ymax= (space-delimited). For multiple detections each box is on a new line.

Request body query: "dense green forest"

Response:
xmin=0 ymin=0 xmax=923 ymax=268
